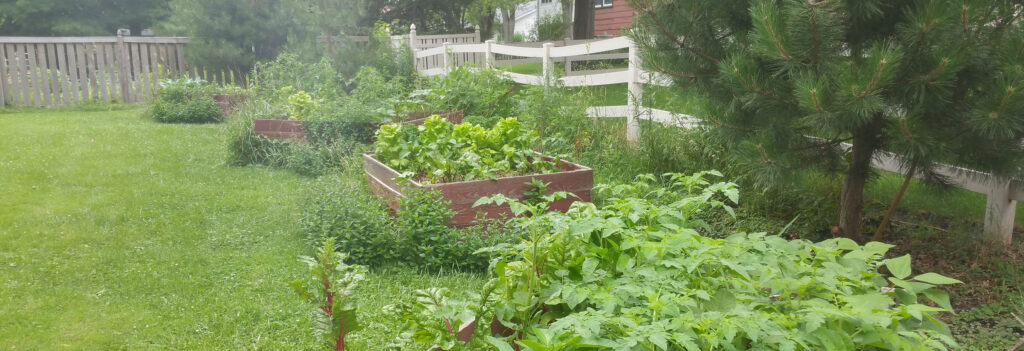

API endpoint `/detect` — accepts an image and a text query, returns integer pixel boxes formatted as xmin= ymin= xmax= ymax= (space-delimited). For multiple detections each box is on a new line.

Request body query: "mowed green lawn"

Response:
xmin=0 ymin=107 xmax=484 ymax=349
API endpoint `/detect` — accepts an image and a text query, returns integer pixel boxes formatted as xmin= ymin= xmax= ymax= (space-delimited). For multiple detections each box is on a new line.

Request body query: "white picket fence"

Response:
xmin=412 ymin=34 xmax=1021 ymax=244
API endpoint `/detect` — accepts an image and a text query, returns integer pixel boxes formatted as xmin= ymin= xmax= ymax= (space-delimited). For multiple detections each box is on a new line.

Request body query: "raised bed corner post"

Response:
xmin=626 ymin=39 xmax=642 ymax=143
xmin=485 ymin=40 xmax=495 ymax=69
xmin=984 ymin=177 xmax=1017 ymax=246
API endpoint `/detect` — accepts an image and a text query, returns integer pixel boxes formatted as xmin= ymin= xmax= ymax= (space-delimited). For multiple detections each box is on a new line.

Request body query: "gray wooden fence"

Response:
xmin=0 ymin=35 xmax=189 ymax=107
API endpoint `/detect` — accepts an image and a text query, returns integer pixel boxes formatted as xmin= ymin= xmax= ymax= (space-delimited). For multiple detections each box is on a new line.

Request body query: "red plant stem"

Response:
xmin=337 ymin=318 xmax=346 ymax=351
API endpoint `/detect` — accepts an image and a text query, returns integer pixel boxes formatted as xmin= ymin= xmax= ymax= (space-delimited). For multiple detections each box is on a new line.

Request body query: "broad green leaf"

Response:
xmin=486 ymin=336 xmax=517 ymax=351
xmin=884 ymin=254 xmax=912 ymax=279
xmin=863 ymin=241 xmax=895 ymax=256
xmin=922 ymin=288 xmax=953 ymax=311
xmin=912 ymin=273 xmax=963 ymax=285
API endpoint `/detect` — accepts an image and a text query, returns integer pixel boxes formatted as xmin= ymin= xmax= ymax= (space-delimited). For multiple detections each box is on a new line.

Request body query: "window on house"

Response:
xmin=595 ymin=0 xmax=612 ymax=8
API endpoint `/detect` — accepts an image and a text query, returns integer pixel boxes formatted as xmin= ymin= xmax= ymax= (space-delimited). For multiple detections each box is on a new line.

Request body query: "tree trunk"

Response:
xmin=871 ymin=163 xmax=916 ymax=242
xmin=478 ymin=7 xmax=495 ymax=40
xmin=573 ymin=0 xmax=594 ymax=39
xmin=501 ymin=6 xmax=517 ymax=43
xmin=838 ymin=119 xmax=883 ymax=240
xmin=562 ymin=0 xmax=574 ymax=39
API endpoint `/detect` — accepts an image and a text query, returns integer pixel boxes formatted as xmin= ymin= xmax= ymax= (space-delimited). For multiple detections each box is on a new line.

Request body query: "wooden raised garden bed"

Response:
xmin=253 ymin=119 xmax=306 ymax=140
xmin=209 ymin=93 xmax=246 ymax=115
xmin=406 ymin=110 xmax=463 ymax=126
xmin=363 ymin=151 xmax=593 ymax=227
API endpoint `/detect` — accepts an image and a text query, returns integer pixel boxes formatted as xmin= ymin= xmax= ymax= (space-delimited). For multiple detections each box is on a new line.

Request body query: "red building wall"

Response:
xmin=593 ymin=1 xmax=635 ymax=37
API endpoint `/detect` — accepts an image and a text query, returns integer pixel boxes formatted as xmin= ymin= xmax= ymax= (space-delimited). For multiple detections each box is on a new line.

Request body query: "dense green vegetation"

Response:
xmin=5 ymin=0 xmax=1024 ymax=348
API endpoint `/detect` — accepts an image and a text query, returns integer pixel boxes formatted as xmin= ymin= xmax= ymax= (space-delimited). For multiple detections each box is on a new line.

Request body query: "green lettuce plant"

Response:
xmin=374 ymin=116 xmax=559 ymax=184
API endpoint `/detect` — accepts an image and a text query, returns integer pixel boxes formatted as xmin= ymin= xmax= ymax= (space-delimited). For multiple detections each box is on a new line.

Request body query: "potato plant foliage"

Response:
xmin=373 ymin=116 xmax=558 ymax=184
xmin=390 ymin=173 xmax=961 ymax=350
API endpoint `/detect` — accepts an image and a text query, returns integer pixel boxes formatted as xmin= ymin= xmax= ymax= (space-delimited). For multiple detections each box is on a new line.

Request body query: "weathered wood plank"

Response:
xmin=148 ymin=43 xmax=160 ymax=92
xmin=102 ymin=44 xmax=117 ymax=101
xmin=131 ymin=43 xmax=143 ymax=100
xmin=55 ymin=43 xmax=71 ymax=104
xmin=175 ymin=43 xmax=186 ymax=76
xmin=163 ymin=43 xmax=176 ymax=77
xmin=65 ymin=43 xmax=80 ymax=103
xmin=25 ymin=43 xmax=42 ymax=106
xmin=94 ymin=44 xmax=109 ymax=102
xmin=116 ymin=36 xmax=132 ymax=103
xmin=16 ymin=44 xmax=32 ymax=105
xmin=0 ymin=44 xmax=7 ymax=107
xmin=45 ymin=43 xmax=60 ymax=105
xmin=36 ymin=43 xmax=53 ymax=106
xmin=9 ymin=44 xmax=21 ymax=105
xmin=156 ymin=43 xmax=168 ymax=80
xmin=75 ymin=43 xmax=90 ymax=101
xmin=139 ymin=43 xmax=152 ymax=99
xmin=84 ymin=44 xmax=98 ymax=101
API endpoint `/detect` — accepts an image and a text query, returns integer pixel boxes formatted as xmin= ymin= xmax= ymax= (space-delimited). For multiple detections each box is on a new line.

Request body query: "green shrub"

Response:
xmin=397 ymin=188 xmax=512 ymax=272
xmin=150 ymin=78 xmax=224 ymax=124
xmin=530 ymin=15 xmax=570 ymax=42
xmin=253 ymin=54 xmax=343 ymax=102
xmin=287 ymin=140 xmax=362 ymax=177
xmin=421 ymin=67 xmax=520 ymax=126
xmin=299 ymin=167 xmax=399 ymax=265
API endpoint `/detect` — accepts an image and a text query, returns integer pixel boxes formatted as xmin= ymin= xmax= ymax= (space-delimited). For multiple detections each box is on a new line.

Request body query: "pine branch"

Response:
xmin=730 ymin=66 xmax=793 ymax=105
xmin=645 ymin=60 xmax=709 ymax=81
xmin=759 ymin=14 xmax=792 ymax=59
xmin=706 ymin=115 xmax=755 ymax=132
xmin=634 ymin=1 xmax=720 ymax=64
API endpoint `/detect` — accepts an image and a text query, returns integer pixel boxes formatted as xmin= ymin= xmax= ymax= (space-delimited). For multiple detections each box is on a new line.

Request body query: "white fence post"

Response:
xmin=485 ymin=40 xmax=495 ymax=69
xmin=542 ymin=42 xmax=554 ymax=84
xmin=984 ymin=177 xmax=1016 ymax=245
xmin=408 ymin=24 xmax=418 ymax=70
xmin=626 ymin=39 xmax=642 ymax=143
xmin=442 ymin=42 xmax=451 ymax=74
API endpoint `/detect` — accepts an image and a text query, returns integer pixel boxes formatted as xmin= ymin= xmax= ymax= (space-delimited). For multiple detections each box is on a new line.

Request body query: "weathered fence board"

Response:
xmin=0 ymin=35 xmax=188 ymax=106
xmin=0 ymin=44 xmax=6 ymax=107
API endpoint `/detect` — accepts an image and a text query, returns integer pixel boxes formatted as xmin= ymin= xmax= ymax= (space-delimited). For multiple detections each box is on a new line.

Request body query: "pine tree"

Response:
xmin=631 ymin=0 xmax=1024 ymax=242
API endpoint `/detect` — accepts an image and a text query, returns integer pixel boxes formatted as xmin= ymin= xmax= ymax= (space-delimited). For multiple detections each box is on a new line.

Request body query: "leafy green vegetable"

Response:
xmin=373 ymin=116 xmax=559 ymax=184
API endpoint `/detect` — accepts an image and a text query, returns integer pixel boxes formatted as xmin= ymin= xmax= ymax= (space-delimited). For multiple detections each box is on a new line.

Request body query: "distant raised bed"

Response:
xmin=253 ymin=119 xmax=306 ymax=140
xmin=406 ymin=110 xmax=463 ymax=126
xmin=253 ymin=111 xmax=463 ymax=142
xmin=208 ymin=93 xmax=246 ymax=115
xmin=363 ymin=152 xmax=592 ymax=227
